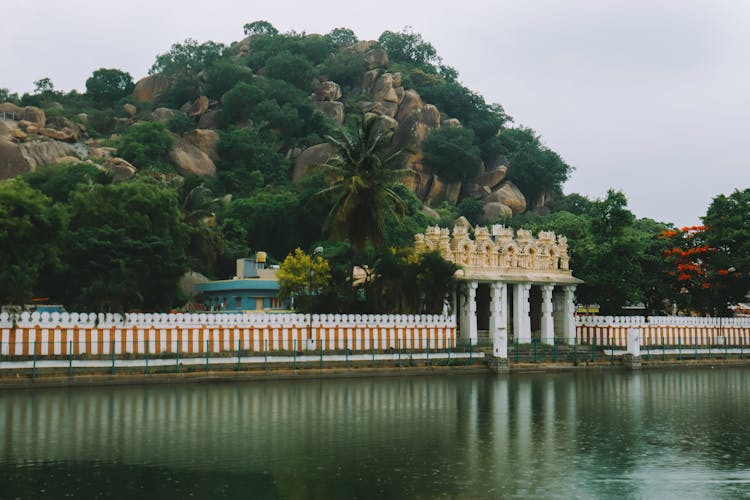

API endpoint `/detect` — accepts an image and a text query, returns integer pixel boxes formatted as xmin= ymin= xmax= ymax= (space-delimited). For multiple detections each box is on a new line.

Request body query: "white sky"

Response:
xmin=3 ymin=0 xmax=749 ymax=226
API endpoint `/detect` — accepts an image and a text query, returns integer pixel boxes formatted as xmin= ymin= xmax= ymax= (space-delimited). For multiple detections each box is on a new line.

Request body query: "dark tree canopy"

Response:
xmin=378 ymin=27 xmax=439 ymax=68
xmin=85 ymin=68 xmax=134 ymax=105
xmin=422 ymin=126 xmax=482 ymax=184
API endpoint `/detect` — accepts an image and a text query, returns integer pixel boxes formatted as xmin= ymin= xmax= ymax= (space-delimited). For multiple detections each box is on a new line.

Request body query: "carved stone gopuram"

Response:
xmin=415 ymin=219 xmax=583 ymax=358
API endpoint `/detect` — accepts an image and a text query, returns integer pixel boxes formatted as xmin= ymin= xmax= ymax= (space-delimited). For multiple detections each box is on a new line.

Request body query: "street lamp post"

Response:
xmin=308 ymin=247 xmax=324 ymax=351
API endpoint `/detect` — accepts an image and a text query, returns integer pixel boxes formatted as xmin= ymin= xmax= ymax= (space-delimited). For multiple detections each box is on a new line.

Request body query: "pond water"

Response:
xmin=2 ymin=368 xmax=750 ymax=499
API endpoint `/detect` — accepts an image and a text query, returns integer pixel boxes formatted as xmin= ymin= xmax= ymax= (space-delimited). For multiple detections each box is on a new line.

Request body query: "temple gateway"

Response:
xmin=415 ymin=219 xmax=582 ymax=358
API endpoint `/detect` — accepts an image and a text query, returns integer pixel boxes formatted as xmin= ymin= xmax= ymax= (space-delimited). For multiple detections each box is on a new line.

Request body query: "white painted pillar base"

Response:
xmin=562 ymin=285 xmax=577 ymax=345
xmin=513 ymin=283 xmax=532 ymax=344
xmin=466 ymin=282 xmax=478 ymax=345
xmin=540 ymin=284 xmax=555 ymax=345
xmin=489 ymin=282 xmax=508 ymax=358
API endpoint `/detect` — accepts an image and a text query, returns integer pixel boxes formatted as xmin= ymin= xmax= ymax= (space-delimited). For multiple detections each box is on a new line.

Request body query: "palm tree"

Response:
xmin=316 ymin=114 xmax=412 ymax=250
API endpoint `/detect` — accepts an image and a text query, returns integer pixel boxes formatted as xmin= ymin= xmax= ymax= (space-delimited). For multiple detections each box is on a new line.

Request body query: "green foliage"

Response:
xmin=0 ymin=179 xmax=66 ymax=304
xmin=419 ymin=81 xmax=508 ymax=143
xmin=501 ymin=127 xmax=571 ymax=207
xmin=277 ymin=248 xmax=332 ymax=308
xmin=0 ymin=88 xmax=20 ymax=103
xmin=378 ymin=27 xmax=439 ymax=68
xmin=205 ymin=61 xmax=253 ymax=100
xmin=224 ymin=191 xmax=307 ymax=260
xmin=166 ymin=112 xmax=195 ymax=135
xmin=367 ymin=248 xmax=457 ymax=314
xmin=85 ymin=68 xmax=134 ymax=106
xmin=117 ymin=122 xmax=174 ymax=171
xmin=150 ymin=38 xmax=227 ymax=77
xmin=318 ymin=51 xmax=366 ymax=90
xmin=158 ymin=77 xmax=202 ymax=109
xmin=219 ymin=79 xmax=326 ymax=141
xmin=702 ymin=188 xmax=750 ymax=311
xmin=216 ymin=127 xmax=290 ymax=195
xmin=457 ymin=199 xmax=484 ymax=226
xmin=546 ymin=192 xmax=595 ymax=216
xmin=23 ymin=162 xmax=112 ymax=203
xmin=243 ymin=20 xmax=278 ymax=37
xmin=316 ymin=114 xmax=410 ymax=249
xmin=176 ymin=176 xmax=225 ymax=275
xmin=33 ymin=77 xmax=55 ymax=94
xmin=245 ymin=32 xmax=329 ymax=71
xmin=324 ymin=28 xmax=358 ymax=50
xmin=264 ymin=50 xmax=316 ymax=90
xmin=422 ymin=127 xmax=482 ymax=183
xmin=62 ymin=180 xmax=189 ymax=311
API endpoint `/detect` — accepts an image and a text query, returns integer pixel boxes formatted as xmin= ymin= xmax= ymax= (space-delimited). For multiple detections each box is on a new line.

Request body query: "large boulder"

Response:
xmin=183 ymin=129 xmax=219 ymax=161
xmin=360 ymin=69 xmax=380 ymax=95
xmin=0 ymin=139 xmax=31 ymax=179
xmin=39 ymin=127 xmax=78 ymax=142
xmin=133 ymin=73 xmax=174 ymax=102
xmin=312 ymin=81 xmax=342 ymax=102
xmin=152 ymin=107 xmax=180 ymax=122
xmin=363 ymin=48 xmax=389 ymax=69
xmin=425 ymin=175 xmax=461 ymax=206
xmin=123 ymin=103 xmax=137 ymax=117
xmin=197 ymin=109 xmax=220 ymax=129
xmin=21 ymin=107 xmax=45 ymax=128
xmin=485 ymin=181 xmax=527 ymax=215
xmin=483 ymin=202 xmax=513 ymax=222
xmin=102 ymin=157 xmax=137 ymax=181
xmin=89 ymin=146 xmax=117 ymax=160
xmin=188 ymin=96 xmax=209 ymax=117
xmin=392 ymin=104 xmax=441 ymax=153
xmin=292 ymin=143 xmax=335 ymax=183
xmin=316 ymin=101 xmax=345 ymax=125
xmin=0 ymin=139 xmax=76 ymax=179
xmin=169 ymin=136 xmax=216 ymax=177
xmin=396 ymin=90 xmax=423 ymax=123
xmin=475 ymin=166 xmax=508 ymax=190
xmin=400 ymin=170 xmax=432 ymax=201
xmin=0 ymin=102 xmax=24 ymax=118
xmin=371 ymin=73 xmax=403 ymax=117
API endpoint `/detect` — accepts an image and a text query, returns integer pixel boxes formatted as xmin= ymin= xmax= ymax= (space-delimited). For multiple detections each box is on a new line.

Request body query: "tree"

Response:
xmin=501 ymin=127 xmax=572 ymax=207
xmin=319 ymin=51 xmax=366 ymax=90
xmin=325 ymin=28 xmax=357 ymax=49
xmin=243 ymin=20 xmax=278 ymax=37
xmin=421 ymin=127 xmax=482 ymax=183
xmin=33 ymin=77 xmax=54 ymax=94
xmin=117 ymin=122 xmax=174 ymax=171
xmin=150 ymin=39 xmax=227 ymax=77
xmin=316 ymin=114 xmax=411 ymax=249
xmin=264 ymin=51 xmax=316 ymax=90
xmin=702 ymin=188 xmax=750 ymax=311
xmin=216 ymin=126 xmax=290 ymax=195
xmin=277 ymin=248 xmax=331 ymax=311
xmin=23 ymin=162 xmax=111 ymax=203
xmin=85 ymin=68 xmax=134 ymax=105
xmin=0 ymin=179 xmax=66 ymax=304
xmin=378 ymin=27 xmax=440 ymax=68
xmin=176 ymin=177 xmax=225 ymax=275
xmin=61 ymin=180 xmax=189 ymax=311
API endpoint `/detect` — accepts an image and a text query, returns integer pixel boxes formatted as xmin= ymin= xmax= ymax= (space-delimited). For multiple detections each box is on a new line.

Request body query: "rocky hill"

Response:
xmin=0 ymin=25 xmax=570 ymax=223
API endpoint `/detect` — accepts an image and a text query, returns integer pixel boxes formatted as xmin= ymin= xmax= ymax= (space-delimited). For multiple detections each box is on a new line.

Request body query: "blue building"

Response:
xmin=195 ymin=254 xmax=287 ymax=312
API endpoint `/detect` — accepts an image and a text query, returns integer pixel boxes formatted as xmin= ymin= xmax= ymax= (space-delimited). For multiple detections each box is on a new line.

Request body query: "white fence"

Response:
xmin=576 ymin=316 xmax=750 ymax=347
xmin=0 ymin=312 xmax=456 ymax=357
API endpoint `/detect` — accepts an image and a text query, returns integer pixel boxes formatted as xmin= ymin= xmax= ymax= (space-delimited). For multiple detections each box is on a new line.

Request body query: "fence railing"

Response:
xmin=0 ymin=338 xmax=482 ymax=378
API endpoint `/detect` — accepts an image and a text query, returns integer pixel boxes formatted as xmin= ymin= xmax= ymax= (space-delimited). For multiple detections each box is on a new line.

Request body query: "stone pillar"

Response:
xmin=459 ymin=282 xmax=478 ymax=345
xmin=466 ymin=282 xmax=478 ymax=345
xmin=489 ymin=282 xmax=508 ymax=358
xmin=562 ymin=285 xmax=577 ymax=345
xmin=540 ymin=284 xmax=555 ymax=345
xmin=513 ymin=283 xmax=532 ymax=344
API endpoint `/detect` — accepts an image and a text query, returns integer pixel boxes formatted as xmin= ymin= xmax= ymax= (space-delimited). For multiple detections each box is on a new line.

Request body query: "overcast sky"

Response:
xmin=3 ymin=0 xmax=748 ymax=226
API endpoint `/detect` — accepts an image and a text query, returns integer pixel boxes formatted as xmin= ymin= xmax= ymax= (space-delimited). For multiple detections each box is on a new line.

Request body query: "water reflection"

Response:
xmin=2 ymin=369 xmax=750 ymax=499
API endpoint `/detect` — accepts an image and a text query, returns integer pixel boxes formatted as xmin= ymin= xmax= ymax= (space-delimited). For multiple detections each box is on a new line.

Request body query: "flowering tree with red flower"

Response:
xmin=660 ymin=225 xmax=739 ymax=314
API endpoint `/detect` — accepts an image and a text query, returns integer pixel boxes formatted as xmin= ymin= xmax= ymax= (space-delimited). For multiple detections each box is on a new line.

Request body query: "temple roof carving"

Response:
xmin=415 ymin=222 xmax=582 ymax=284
